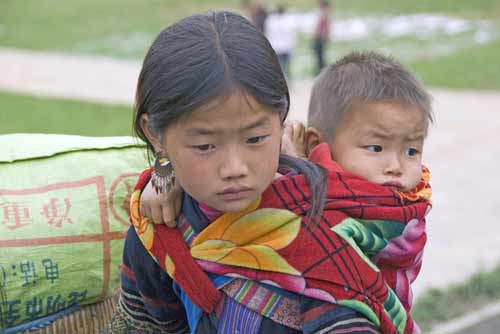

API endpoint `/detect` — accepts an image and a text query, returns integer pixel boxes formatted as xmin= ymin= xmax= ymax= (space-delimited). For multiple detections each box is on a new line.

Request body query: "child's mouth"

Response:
xmin=382 ymin=181 xmax=404 ymax=191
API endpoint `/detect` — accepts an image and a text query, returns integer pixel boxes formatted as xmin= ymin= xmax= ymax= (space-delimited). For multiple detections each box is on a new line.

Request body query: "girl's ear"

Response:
xmin=140 ymin=114 xmax=164 ymax=153
xmin=304 ymin=127 xmax=323 ymax=157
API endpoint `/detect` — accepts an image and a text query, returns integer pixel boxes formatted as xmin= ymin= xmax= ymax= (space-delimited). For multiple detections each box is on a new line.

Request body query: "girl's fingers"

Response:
xmin=162 ymin=200 xmax=177 ymax=228
xmin=281 ymin=123 xmax=294 ymax=155
xmin=282 ymin=120 xmax=307 ymax=158
xmin=139 ymin=201 xmax=152 ymax=220
xmin=162 ymin=181 xmax=183 ymax=228
xmin=151 ymin=202 xmax=164 ymax=225
xmin=294 ymin=121 xmax=305 ymax=139
xmin=140 ymin=178 xmax=154 ymax=218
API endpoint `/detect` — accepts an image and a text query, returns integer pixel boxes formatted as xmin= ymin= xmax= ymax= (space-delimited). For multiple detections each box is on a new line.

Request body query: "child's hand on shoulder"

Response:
xmin=282 ymin=120 xmax=308 ymax=159
xmin=139 ymin=177 xmax=182 ymax=228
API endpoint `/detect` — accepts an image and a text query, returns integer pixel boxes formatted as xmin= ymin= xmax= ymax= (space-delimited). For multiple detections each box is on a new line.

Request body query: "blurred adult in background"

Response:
xmin=252 ymin=4 xmax=268 ymax=33
xmin=265 ymin=4 xmax=297 ymax=80
xmin=312 ymin=0 xmax=332 ymax=75
xmin=241 ymin=0 xmax=268 ymax=33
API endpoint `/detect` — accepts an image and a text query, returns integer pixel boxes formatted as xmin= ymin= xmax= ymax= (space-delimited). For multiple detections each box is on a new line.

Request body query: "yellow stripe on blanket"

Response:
xmin=191 ymin=206 xmax=302 ymax=275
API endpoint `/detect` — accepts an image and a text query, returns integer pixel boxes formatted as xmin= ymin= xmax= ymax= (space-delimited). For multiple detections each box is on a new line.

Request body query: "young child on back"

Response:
xmin=278 ymin=53 xmax=432 ymax=322
xmin=285 ymin=50 xmax=432 ymax=194
xmin=118 ymin=11 xmax=431 ymax=334
xmin=284 ymin=50 xmax=433 ymax=316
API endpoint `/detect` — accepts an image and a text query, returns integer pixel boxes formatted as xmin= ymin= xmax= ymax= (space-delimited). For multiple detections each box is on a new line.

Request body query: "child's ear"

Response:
xmin=304 ymin=127 xmax=323 ymax=157
xmin=140 ymin=114 xmax=164 ymax=153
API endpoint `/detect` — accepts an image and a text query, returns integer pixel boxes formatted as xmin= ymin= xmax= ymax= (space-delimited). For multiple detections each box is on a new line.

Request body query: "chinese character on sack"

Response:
xmin=2 ymin=299 xmax=21 ymax=327
xmin=46 ymin=294 xmax=66 ymax=314
xmin=25 ymin=296 xmax=44 ymax=320
xmin=1 ymin=201 xmax=32 ymax=230
xmin=41 ymin=258 xmax=59 ymax=283
xmin=67 ymin=290 xmax=87 ymax=307
xmin=40 ymin=197 xmax=73 ymax=228
xmin=120 ymin=179 xmax=134 ymax=215
xmin=19 ymin=261 xmax=39 ymax=287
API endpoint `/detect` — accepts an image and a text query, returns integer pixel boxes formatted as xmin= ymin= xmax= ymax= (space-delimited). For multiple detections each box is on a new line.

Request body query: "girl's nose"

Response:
xmin=219 ymin=151 xmax=249 ymax=180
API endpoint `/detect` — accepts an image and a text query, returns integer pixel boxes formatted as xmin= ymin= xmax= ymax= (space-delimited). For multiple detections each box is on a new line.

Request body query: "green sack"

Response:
xmin=0 ymin=134 xmax=147 ymax=329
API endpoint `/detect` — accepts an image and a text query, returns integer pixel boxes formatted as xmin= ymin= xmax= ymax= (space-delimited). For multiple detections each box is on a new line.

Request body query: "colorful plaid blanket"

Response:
xmin=130 ymin=143 xmax=431 ymax=334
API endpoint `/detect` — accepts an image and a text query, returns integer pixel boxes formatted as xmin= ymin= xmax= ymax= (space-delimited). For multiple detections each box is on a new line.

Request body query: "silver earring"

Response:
xmin=151 ymin=153 xmax=175 ymax=194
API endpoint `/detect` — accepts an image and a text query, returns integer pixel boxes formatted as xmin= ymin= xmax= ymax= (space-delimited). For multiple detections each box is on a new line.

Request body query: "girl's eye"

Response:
xmin=365 ymin=145 xmax=382 ymax=152
xmin=247 ymin=135 xmax=268 ymax=144
xmin=193 ymin=144 xmax=215 ymax=152
xmin=405 ymin=148 xmax=420 ymax=156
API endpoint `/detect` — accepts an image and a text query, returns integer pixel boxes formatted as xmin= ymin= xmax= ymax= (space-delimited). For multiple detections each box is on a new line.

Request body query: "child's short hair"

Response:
xmin=308 ymin=51 xmax=433 ymax=140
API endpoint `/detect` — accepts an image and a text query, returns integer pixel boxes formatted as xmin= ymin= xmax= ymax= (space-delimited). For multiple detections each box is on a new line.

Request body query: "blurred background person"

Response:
xmin=241 ymin=0 xmax=268 ymax=33
xmin=252 ymin=3 xmax=268 ymax=33
xmin=312 ymin=0 xmax=332 ymax=75
xmin=265 ymin=4 xmax=297 ymax=80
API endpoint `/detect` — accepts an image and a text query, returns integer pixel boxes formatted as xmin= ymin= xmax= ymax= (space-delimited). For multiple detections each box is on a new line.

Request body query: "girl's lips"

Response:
xmin=217 ymin=187 xmax=253 ymax=200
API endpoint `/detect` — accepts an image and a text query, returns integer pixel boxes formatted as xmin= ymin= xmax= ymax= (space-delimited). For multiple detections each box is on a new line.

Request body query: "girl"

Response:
xmin=110 ymin=11 xmax=428 ymax=334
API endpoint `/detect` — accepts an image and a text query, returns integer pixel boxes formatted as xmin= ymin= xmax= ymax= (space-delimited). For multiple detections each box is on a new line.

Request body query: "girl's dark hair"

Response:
xmin=133 ymin=11 xmax=326 ymax=218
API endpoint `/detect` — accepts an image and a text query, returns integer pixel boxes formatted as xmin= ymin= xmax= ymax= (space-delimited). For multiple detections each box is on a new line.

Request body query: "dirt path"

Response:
xmin=2 ymin=47 xmax=500 ymax=298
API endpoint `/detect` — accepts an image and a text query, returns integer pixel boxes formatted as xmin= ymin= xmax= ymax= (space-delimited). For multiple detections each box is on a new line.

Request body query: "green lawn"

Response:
xmin=408 ymin=41 xmax=500 ymax=90
xmin=3 ymin=0 xmax=499 ymax=54
xmin=413 ymin=263 xmax=500 ymax=331
xmin=291 ymin=38 xmax=500 ymax=90
xmin=0 ymin=91 xmax=133 ymax=136
xmin=2 ymin=0 xmax=500 ymax=89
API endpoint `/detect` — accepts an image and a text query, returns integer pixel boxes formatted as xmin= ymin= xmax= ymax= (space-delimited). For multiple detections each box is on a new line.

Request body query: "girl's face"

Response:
xmin=157 ymin=90 xmax=283 ymax=212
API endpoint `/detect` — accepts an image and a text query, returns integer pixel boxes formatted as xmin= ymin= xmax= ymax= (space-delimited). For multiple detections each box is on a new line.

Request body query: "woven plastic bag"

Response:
xmin=0 ymin=134 xmax=147 ymax=331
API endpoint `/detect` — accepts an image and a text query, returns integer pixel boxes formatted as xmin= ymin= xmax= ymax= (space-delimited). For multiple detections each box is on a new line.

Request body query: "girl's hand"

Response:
xmin=282 ymin=120 xmax=308 ymax=159
xmin=139 ymin=177 xmax=182 ymax=228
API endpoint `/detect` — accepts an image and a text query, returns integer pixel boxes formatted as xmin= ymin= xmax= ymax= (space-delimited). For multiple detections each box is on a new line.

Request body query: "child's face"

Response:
xmin=328 ymin=101 xmax=427 ymax=192
xmin=160 ymin=90 xmax=283 ymax=212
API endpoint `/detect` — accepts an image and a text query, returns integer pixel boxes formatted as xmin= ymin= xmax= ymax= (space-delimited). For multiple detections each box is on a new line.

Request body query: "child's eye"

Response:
xmin=365 ymin=145 xmax=383 ymax=152
xmin=405 ymin=148 xmax=420 ymax=156
xmin=193 ymin=144 xmax=215 ymax=152
xmin=246 ymin=135 xmax=268 ymax=144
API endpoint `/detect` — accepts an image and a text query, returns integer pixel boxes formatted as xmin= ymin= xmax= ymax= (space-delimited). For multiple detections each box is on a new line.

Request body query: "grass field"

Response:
xmin=0 ymin=91 xmax=133 ymax=136
xmin=2 ymin=0 xmax=500 ymax=89
xmin=408 ymin=40 xmax=500 ymax=90
xmin=413 ymin=263 xmax=500 ymax=331
xmin=3 ymin=1 xmax=500 ymax=51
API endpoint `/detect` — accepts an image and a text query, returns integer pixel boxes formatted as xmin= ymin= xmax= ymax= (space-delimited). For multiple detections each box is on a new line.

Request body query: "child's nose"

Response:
xmin=219 ymin=150 xmax=249 ymax=180
xmin=384 ymin=154 xmax=403 ymax=176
